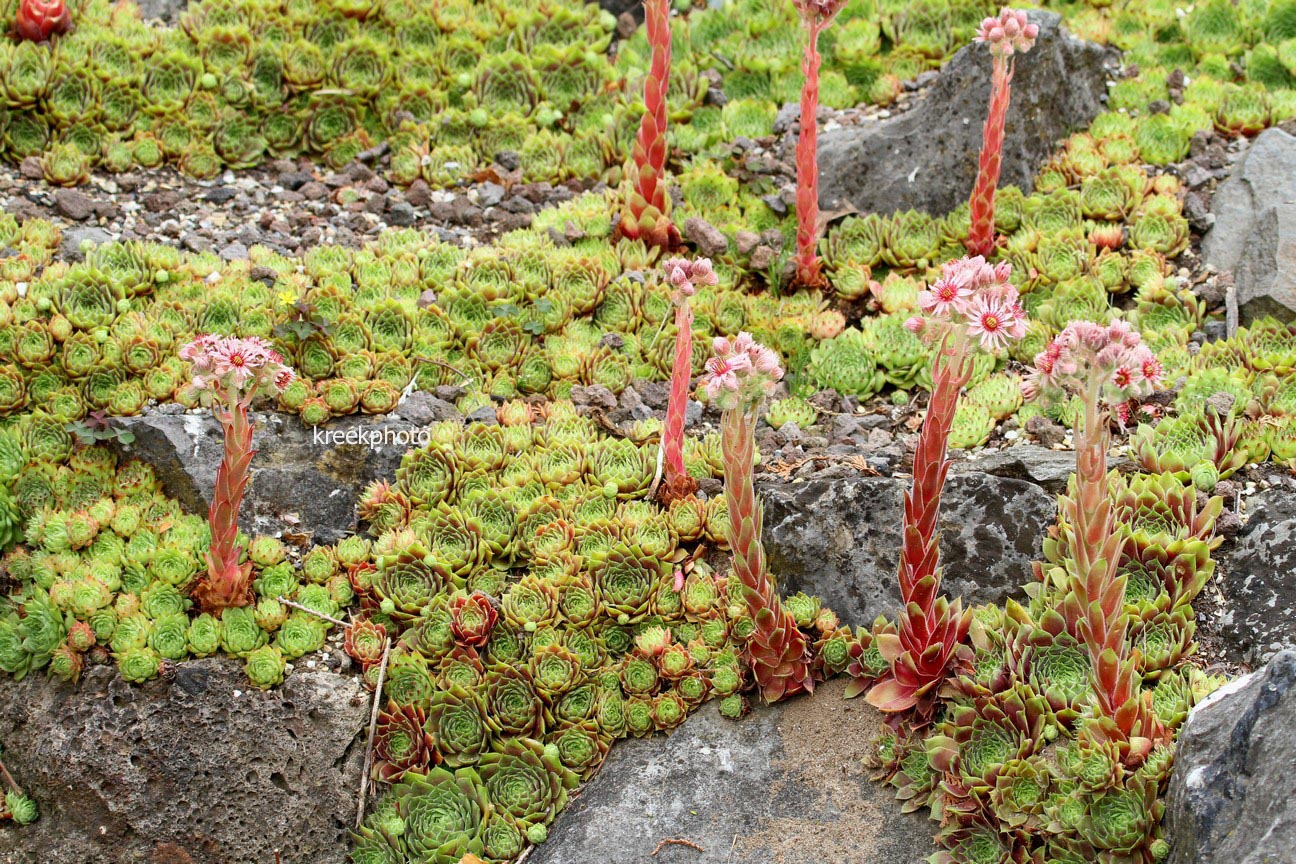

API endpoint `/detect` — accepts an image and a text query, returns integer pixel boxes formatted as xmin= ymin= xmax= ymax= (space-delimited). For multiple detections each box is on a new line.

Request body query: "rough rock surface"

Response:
xmin=1165 ymin=650 xmax=1296 ymax=864
xmin=116 ymin=408 xmax=428 ymax=544
xmin=0 ymin=659 xmax=367 ymax=864
xmin=760 ymin=474 xmax=1055 ymax=627
xmin=951 ymin=444 xmax=1084 ymax=493
xmin=1201 ymin=128 xmax=1296 ymax=323
xmin=134 ymin=0 xmax=188 ymax=23
xmin=1212 ymin=487 xmax=1296 ymax=666
xmin=530 ymin=678 xmax=934 ymax=864
xmin=818 ymin=11 xmax=1112 ymax=216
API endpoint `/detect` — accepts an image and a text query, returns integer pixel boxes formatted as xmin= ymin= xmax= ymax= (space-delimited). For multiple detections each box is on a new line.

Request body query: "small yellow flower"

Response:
xmin=277 ymin=291 xmax=296 ymax=307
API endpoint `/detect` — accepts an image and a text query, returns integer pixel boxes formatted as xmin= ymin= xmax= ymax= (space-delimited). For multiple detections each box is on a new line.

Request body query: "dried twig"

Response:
xmin=355 ymin=638 xmax=391 ymax=828
xmin=646 ymin=440 xmax=666 ymax=499
xmin=652 ymin=838 xmax=706 ymax=856
xmin=514 ymin=847 xmax=534 ymax=864
xmin=0 ymin=757 xmax=23 ymax=796
xmin=275 ymin=595 xmax=349 ymax=629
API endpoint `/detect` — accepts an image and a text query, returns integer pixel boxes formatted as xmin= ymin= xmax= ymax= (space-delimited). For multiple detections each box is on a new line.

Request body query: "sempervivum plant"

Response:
xmin=700 ymin=333 xmax=813 ymax=702
xmin=619 ymin=0 xmax=680 ymax=249
xmin=14 ymin=0 xmax=71 ymax=43
xmin=179 ymin=336 xmax=295 ymax=612
xmin=862 ymin=257 xmax=1027 ymax=716
xmin=655 ymin=257 xmax=717 ymax=504
xmin=788 ymin=0 xmax=848 ymax=288
xmin=966 ymin=9 xmax=1040 ymax=257
xmin=1023 ymin=320 xmax=1170 ymax=765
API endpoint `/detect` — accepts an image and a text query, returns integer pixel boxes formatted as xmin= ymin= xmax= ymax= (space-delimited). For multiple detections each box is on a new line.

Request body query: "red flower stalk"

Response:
xmin=866 ymin=257 xmax=1028 ymax=716
xmin=965 ymin=8 xmax=1039 ymax=257
xmin=180 ymin=335 xmax=296 ymax=612
xmin=790 ymin=0 xmax=847 ymax=288
xmin=619 ymin=0 xmax=680 ymax=249
xmin=702 ymin=333 xmax=813 ymax=702
xmin=655 ymin=257 xmax=718 ymax=503
xmin=1024 ymin=320 xmax=1168 ymax=763
xmin=15 ymin=0 xmax=70 ymax=42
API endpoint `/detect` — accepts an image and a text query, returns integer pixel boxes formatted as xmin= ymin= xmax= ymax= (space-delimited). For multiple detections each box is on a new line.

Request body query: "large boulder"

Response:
xmin=1165 ymin=650 xmax=1296 ymax=864
xmin=529 ymin=677 xmax=934 ymax=864
xmin=760 ymin=473 xmax=1055 ymax=628
xmin=116 ymin=408 xmax=432 ymax=544
xmin=1201 ymin=128 xmax=1296 ymax=323
xmin=0 ymin=659 xmax=367 ymax=864
xmin=817 ymin=11 xmax=1113 ymax=217
xmin=1211 ymin=485 xmax=1296 ymax=666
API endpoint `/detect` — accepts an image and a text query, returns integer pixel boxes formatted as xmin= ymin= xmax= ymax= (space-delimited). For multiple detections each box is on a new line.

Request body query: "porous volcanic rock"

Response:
xmin=817 ymin=10 xmax=1112 ymax=216
xmin=1212 ymin=486 xmax=1296 ymax=665
xmin=0 ymin=659 xmax=367 ymax=864
xmin=529 ymin=677 xmax=934 ymax=864
xmin=760 ymin=474 xmax=1055 ymax=628
xmin=1165 ymin=649 xmax=1296 ymax=864
xmin=1201 ymin=128 xmax=1296 ymax=323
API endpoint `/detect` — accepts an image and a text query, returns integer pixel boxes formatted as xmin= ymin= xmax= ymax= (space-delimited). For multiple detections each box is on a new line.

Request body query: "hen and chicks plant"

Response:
xmin=179 ymin=336 xmax=296 ymax=612
xmin=966 ymin=8 xmax=1039 ymax=258
xmin=859 ymin=256 xmax=1027 ymax=716
xmin=700 ymin=333 xmax=813 ymax=701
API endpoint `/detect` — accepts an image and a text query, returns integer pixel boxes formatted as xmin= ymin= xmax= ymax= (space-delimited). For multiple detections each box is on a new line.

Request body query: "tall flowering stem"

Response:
xmin=1024 ymin=320 xmax=1167 ymax=763
xmin=657 ymin=257 xmax=717 ymax=503
xmin=619 ymin=0 xmax=679 ymax=249
xmin=865 ymin=257 xmax=1027 ymax=717
xmin=702 ymin=334 xmax=812 ymax=701
xmin=180 ymin=335 xmax=296 ymax=612
xmin=790 ymin=0 xmax=846 ymax=288
xmin=965 ymin=8 xmax=1038 ymax=257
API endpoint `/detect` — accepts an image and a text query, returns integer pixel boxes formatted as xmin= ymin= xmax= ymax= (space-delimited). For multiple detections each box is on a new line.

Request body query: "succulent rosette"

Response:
xmin=478 ymin=737 xmax=577 ymax=829
xmin=427 ymin=684 xmax=492 ymax=768
xmin=485 ymin=665 xmax=545 ymax=740
xmin=388 ymin=767 xmax=489 ymax=864
xmin=374 ymin=701 xmax=435 ymax=782
xmin=449 ymin=591 xmax=499 ymax=648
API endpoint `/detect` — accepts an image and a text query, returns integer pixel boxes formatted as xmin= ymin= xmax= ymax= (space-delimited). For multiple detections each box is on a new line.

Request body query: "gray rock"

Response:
xmin=530 ymin=678 xmax=934 ymax=864
xmin=1212 ymin=488 xmax=1296 ymax=665
xmin=477 ymin=182 xmax=506 ymax=208
xmin=57 ymin=226 xmax=114 ymax=262
xmin=0 ymin=659 xmax=366 ymax=864
xmin=761 ymin=474 xmax=1055 ymax=626
xmin=387 ymin=200 xmax=416 ymax=227
xmin=115 ymin=409 xmax=423 ymax=544
xmin=683 ymin=216 xmax=729 ymax=257
xmin=393 ymin=390 xmax=460 ymax=426
xmin=218 ymin=241 xmax=249 ymax=261
xmin=818 ymin=11 xmax=1111 ymax=216
xmin=133 ymin=0 xmax=188 ymax=22
xmin=1201 ymin=129 xmax=1296 ymax=323
xmin=1165 ymin=650 xmax=1296 ymax=864
xmin=54 ymin=188 xmax=95 ymax=222
xmin=951 ymin=444 xmax=1080 ymax=493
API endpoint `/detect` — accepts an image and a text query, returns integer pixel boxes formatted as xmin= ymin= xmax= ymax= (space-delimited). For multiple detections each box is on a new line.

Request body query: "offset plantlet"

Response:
xmin=863 ymin=257 xmax=1027 ymax=716
xmin=656 ymin=257 xmax=717 ymax=503
xmin=14 ymin=0 xmax=71 ymax=42
xmin=701 ymin=333 xmax=813 ymax=701
xmin=620 ymin=0 xmax=680 ymax=249
xmin=789 ymin=0 xmax=848 ymax=288
xmin=1024 ymin=320 xmax=1168 ymax=764
xmin=966 ymin=8 xmax=1039 ymax=257
xmin=180 ymin=336 xmax=296 ymax=612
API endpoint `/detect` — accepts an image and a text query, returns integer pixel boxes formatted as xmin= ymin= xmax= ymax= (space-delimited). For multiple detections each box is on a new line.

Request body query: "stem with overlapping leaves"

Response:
xmin=620 ymin=0 xmax=679 ymax=249
xmin=703 ymin=333 xmax=812 ymax=701
xmin=720 ymin=405 xmax=813 ymax=702
xmin=866 ymin=331 xmax=973 ymax=716
xmin=966 ymin=9 xmax=1038 ymax=257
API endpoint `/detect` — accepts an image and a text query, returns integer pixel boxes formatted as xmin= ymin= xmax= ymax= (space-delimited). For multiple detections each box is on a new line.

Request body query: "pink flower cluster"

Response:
xmin=180 ymin=335 xmax=296 ymax=402
xmin=1023 ymin=319 xmax=1164 ymax=405
xmin=792 ymin=0 xmax=848 ymax=24
xmin=906 ymin=255 xmax=1027 ymax=352
xmin=700 ymin=332 xmax=784 ymax=412
xmin=662 ymin=256 xmax=719 ymax=304
xmin=976 ymin=7 xmax=1039 ymax=58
